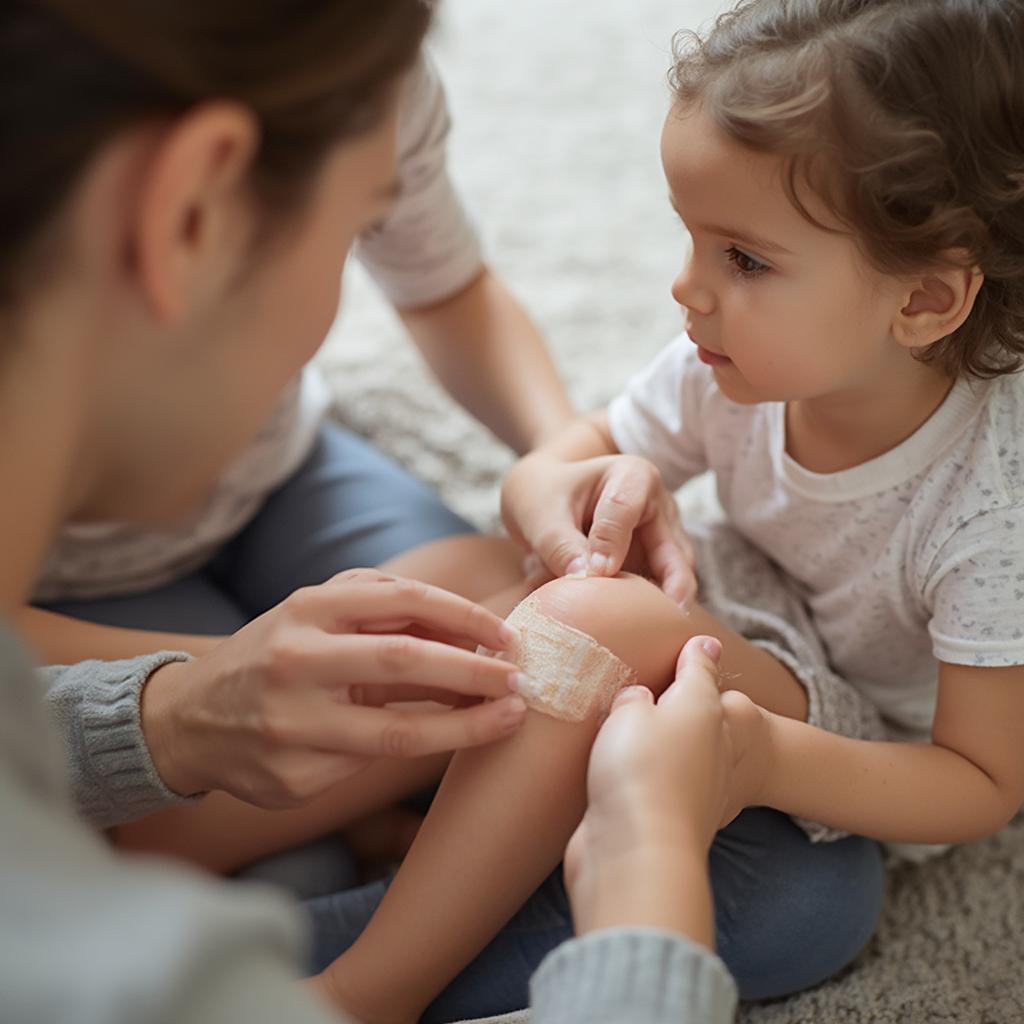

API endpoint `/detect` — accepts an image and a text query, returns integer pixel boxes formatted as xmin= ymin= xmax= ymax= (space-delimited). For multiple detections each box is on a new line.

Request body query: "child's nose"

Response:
xmin=671 ymin=260 xmax=714 ymax=316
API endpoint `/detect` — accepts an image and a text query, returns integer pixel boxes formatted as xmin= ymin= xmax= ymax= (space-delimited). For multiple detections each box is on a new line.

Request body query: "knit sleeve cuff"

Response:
xmin=530 ymin=928 xmax=737 ymax=1024
xmin=42 ymin=650 xmax=200 ymax=828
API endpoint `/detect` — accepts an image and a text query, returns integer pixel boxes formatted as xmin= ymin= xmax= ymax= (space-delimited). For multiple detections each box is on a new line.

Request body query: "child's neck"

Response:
xmin=785 ymin=362 xmax=956 ymax=475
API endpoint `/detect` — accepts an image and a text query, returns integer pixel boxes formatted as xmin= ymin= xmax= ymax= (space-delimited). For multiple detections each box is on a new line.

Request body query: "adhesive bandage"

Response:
xmin=485 ymin=594 xmax=639 ymax=722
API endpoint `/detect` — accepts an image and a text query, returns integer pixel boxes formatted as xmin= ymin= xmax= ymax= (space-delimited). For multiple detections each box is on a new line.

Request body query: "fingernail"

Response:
xmin=511 ymin=672 xmax=538 ymax=695
xmin=588 ymin=553 xmax=612 ymax=576
xmin=499 ymin=623 xmax=521 ymax=648
xmin=613 ymin=685 xmax=653 ymax=706
xmin=566 ymin=556 xmax=587 ymax=576
xmin=501 ymin=696 xmax=528 ymax=721
xmin=701 ymin=636 xmax=722 ymax=663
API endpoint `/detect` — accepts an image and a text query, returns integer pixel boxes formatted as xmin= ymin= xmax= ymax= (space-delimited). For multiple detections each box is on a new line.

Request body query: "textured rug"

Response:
xmin=318 ymin=1 xmax=1024 ymax=1019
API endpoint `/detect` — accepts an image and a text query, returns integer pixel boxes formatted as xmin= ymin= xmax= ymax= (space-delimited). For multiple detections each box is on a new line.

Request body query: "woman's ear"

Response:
xmin=891 ymin=259 xmax=984 ymax=352
xmin=132 ymin=102 xmax=260 ymax=323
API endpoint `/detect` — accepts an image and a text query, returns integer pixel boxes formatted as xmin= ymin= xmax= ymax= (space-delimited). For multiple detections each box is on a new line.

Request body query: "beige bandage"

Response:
xmin=485 ymin=595 xmax=639 ymax=722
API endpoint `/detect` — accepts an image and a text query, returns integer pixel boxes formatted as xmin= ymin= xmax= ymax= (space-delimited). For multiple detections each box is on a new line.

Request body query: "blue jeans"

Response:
xmin=40 ymin=420 xmax=476 ymax=635
xmin=306 ymin=807 xmax=885 ymax=1020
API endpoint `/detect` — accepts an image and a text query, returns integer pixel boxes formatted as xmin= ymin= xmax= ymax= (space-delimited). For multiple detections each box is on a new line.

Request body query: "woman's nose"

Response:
xmin=671 ymin=256 xmax=714 ymax=316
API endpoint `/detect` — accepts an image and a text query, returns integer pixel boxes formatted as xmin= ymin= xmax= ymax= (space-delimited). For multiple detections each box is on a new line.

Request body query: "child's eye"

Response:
xmin=726 ymin=246 xmax=770 ymax=277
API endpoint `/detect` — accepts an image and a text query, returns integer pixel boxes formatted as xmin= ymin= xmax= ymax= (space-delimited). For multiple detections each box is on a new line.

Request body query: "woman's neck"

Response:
xmin=785 ymin=359 xmax=955 ymax=474
xmin=0 ymin=307 xmax=95 ymax=616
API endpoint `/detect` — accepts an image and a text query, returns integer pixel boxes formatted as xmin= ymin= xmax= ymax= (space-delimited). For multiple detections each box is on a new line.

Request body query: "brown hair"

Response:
xmin=0 ymin=0 xmax=433 ymax=305
xmin=670 ymin=0 xmax=1024 ymax=379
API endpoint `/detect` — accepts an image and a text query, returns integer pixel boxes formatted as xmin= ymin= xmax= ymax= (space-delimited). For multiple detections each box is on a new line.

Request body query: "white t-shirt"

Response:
xmin=35 ymin=55 xmax=482 ymax=602
xmin=608 ymin=336 xmax=1024 ymax=735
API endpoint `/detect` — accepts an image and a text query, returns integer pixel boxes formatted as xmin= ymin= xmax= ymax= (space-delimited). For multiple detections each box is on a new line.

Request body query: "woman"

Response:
xmin=0 ymin=2 xmax=739 ymax=1022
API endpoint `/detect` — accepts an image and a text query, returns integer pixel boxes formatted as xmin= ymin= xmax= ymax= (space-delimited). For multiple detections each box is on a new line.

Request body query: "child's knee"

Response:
xmin=528 ymin=572 xmax=690 ymax=694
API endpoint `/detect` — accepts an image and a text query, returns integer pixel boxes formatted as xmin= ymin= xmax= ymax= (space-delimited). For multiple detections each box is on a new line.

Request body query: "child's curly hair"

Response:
xmin=671 ymin=0 xmax=1024 ymax=379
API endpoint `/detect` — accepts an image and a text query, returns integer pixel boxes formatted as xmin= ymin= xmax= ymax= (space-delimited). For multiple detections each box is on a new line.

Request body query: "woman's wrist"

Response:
xmin=139 ymin=660 xmax=207 ymax=796
xmin=582 ymin=839 xmax=713 ymax=945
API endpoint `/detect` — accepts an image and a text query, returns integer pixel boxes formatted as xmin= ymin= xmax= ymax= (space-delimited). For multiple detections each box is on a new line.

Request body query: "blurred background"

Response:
xmin=318 ymin=0 xmax=726 ymax=527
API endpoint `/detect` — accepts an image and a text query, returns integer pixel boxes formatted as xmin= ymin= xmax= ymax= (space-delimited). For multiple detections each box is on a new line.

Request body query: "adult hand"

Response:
xmin=140 ymin=569 xmax=528 ymax=809
xmin=502 ymin=450 xmax=696 ymax=604
xmin=564 ymin=635 xmax=769 ymax=937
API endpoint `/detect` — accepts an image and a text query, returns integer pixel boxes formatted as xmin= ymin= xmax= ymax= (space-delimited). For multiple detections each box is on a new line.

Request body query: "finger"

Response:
xmin=638 ymin=515 xmax=698 ymax=606
xmin=610 ymin=685 xmax=655 ymax=711
xmin=532 ymin=522 xmax=591 ymax=578
xmin=310 ymin=632 xmax=522 ymax=701
xmin=522 ymin=552 xmax=556 ymax=588
xmin=563 ymin=821 xmax=587 ymax=890
xmin=347 ymin=682 xmax=477 ymax=708
xmin=522 ymin=551 xmax=544 ymax=579
xmin=328 ymin=568 xmax=394 ymax=586
xmin=657 ymin=635 xmax=723 ymax=710
xmin=586 ymin=462 xmax=655 ymax=577
xmin=308 ymin=695 xmax=529 ymax=758
xmin=317 ymin=577 xmax=519 ymax=652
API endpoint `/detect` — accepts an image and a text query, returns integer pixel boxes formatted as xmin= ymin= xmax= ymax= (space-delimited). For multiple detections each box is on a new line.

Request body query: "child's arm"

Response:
xmin=753 ymin=660 xmax=1024 ymax=843
xmin=313 ymin=573 xmax=808 ymax=1024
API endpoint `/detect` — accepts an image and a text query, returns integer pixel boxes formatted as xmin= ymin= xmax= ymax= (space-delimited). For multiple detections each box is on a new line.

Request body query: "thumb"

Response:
xmin=610 ymin=685 xmax=655 ymax=711
xmin=659 ymin=635 xmax=723 ymax=709
xmin=534 ymin=523 xmax=591 ymax=577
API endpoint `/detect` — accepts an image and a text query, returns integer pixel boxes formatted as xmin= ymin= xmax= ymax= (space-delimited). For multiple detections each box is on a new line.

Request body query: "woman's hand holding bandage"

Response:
xmin=139 ymin=569 xmax=528 ymax=809
xmin=501 ymin=412 xmax=696 ymax=604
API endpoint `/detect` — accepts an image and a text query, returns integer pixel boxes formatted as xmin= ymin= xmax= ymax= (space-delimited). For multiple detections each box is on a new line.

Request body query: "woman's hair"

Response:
xmin=670 ymin=0 xmax=1024 ymax=379
xmin=0 ymin=0 xmax=433 ymax=305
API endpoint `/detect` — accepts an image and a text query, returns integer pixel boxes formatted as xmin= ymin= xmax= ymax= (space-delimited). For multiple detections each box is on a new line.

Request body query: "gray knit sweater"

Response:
xmin=0 ymin=623 xmax=736 ymax=1024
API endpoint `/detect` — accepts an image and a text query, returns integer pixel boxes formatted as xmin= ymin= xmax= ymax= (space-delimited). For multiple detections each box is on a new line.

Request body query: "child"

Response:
xmin=307 ymin=0 xmax=1024 ymax=1020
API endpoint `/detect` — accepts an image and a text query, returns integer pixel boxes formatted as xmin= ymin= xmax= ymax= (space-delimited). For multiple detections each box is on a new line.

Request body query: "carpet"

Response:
xmin=318 ymin=1 xmax=1024 ymax=1019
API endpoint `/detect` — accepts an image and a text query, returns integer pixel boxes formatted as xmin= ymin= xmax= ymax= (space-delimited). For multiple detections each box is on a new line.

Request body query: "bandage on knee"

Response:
xmin=483 ymin=594 xmax=639 ymax=722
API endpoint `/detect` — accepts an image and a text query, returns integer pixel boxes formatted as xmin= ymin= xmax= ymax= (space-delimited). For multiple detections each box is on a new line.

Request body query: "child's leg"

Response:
xmin=315 ymin=572 xmax=807 ymax=1024
xmin=378 ymin=533 xmax=528 ymax=605
xmin=112 ymin=535 xmax=530 ymax=871
xmin=111 ymin=754 xmax=450 ymax=872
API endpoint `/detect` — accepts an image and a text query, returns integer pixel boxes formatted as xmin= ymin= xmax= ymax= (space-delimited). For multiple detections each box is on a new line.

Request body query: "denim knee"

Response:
xmin=712 ymin=807 xmax=885 ymax=1000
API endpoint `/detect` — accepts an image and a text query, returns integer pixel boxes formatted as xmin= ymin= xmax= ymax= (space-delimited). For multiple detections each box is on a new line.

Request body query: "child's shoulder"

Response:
xmin=968 ymin=371 xmax=1024 ymax=502
xmin=916 ymin=372 xmax=1024 ymax=552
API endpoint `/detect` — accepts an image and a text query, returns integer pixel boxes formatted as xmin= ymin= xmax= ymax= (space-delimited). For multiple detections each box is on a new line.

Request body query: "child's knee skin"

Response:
xmin=528 ymin=572 xmax=692 ymax=697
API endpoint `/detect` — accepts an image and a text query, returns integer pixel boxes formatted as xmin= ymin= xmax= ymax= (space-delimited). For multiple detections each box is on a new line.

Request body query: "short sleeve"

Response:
xmin=927 ymin=503 xmax=1024 ymax=667
xmin=354 ymin=53 xmax=483 ymax=309
xmin=607 ymin=337 xmax=711 ymax=492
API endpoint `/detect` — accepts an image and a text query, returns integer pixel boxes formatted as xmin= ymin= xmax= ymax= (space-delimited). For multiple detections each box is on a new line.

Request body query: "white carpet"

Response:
xmin=318 ymin=1 xmax=1024 ymax=1020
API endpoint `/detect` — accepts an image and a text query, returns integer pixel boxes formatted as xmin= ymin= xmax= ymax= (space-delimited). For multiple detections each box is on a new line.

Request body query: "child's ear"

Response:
xmin=892 ymin=261 xmax=984 ymax=351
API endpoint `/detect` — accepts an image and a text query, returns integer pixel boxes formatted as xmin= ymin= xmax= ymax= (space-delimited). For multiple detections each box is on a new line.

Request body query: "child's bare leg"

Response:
xmin=111 ymin=536 xmax=529 ymax=870
xmin=315 ymin=573 xmax=809 ymax=1023
xmin=379 ymin=534 xmax=527 ymax=604
xmin=112 ymin=754 xmax=449 ymax=871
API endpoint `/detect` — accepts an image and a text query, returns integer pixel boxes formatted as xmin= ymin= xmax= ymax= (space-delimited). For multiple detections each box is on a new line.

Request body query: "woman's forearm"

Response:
xmin=17 ymin=605 xmax=222 ymax=664
xmin=577 ymin=841 xmax=713 ymax=945
xmin=400 ymin=267 xmax=575 ymax=453
xmin=760 ymin=716 xmax=1021 ymax=844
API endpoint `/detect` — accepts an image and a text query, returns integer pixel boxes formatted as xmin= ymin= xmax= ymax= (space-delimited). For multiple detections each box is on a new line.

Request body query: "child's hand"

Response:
xmin=501 ymin=450 xmax=697 ymax=604
xmin=564 ymin=635 xmax=771 ymax=938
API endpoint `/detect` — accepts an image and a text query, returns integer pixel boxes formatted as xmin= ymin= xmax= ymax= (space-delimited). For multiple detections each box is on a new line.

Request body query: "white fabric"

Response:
xmin=35 ymin=53 xmax=482 ymax=601
xmin=608 ymin=336 xmax=1024 ymax=735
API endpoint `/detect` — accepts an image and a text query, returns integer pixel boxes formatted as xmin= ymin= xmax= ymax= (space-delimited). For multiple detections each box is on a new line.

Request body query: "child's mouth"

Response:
xmin=696 ymin=345 xmax=732 ymax=367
